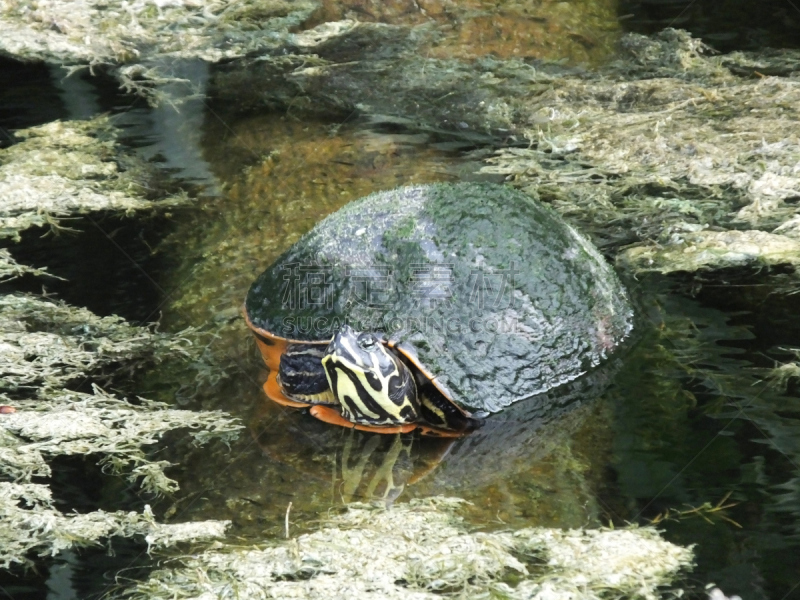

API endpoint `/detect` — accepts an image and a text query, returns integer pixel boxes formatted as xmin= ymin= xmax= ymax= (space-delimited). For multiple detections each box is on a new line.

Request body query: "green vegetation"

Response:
xmin=117 ymin=498 xmax=693 ymax=600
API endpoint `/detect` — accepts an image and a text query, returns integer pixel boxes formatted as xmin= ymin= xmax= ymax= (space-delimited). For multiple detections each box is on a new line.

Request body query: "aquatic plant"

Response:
xmin=115 ymin=498 xmax=693 ymax=600
xmin=0 ymin=117 xmax=187 ymax=240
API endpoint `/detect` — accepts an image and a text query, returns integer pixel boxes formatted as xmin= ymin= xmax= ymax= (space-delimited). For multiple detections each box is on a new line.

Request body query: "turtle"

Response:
xmin=245 ymin=183 xmax=633 ymax=436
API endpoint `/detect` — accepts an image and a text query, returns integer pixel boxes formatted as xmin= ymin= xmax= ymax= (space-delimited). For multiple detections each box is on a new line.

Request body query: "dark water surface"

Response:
xmin=2 ymin=4 xmax=800 ymax=600
xmin=620 ymin=0 xmax=800 ymax=52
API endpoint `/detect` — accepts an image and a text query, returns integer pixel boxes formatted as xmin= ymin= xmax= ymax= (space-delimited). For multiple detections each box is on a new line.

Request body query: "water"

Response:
xmin=2 ymin=3 xmax=800 ymax=600
xmin=619 ymin=0 xmax=800 ymax=52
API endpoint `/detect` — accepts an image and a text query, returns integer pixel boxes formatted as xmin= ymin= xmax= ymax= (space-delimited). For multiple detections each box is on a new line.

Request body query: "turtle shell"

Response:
xmin=245 ymin=183 xmax=632 ymax=414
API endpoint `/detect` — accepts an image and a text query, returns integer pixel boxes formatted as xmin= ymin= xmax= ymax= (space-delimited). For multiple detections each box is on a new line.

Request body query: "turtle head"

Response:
xmin=321 ymin=325 xmax=419 ymax=425
xmin=325 ymin=325 xmax=392 ymax=376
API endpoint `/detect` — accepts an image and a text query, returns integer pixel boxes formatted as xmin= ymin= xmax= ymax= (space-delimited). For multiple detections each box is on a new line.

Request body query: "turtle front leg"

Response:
xmin=263 ymin=371 xmax=310 ymax=408
xmin=271 ymin=343 xmax=338 ymax=406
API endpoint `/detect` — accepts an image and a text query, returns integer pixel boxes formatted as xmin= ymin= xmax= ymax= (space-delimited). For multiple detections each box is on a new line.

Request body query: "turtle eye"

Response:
xmin=358 ymin=334 xmax=377 ymax=350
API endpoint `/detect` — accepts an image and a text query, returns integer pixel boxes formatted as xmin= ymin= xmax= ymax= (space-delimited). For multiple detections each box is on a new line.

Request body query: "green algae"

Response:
xmin=0 ymin=291 xmax=241 ymax=566
xmin=0 ymin=117 xmax=187 ymax=240
xmin=0 ymin=0 xmax=622 ymax=108
xmin=0 ymin=289 xmax=240 ymax=567
xmin=0 ymin=0 xmax=318 ymax=101
xmin=210 ymin=23 xmax=800 ymax=277
xmin=0 ymin=249 xmax=53 ymax=282
xmin=0 ymin=289 xmax=241 ymax=566
xmin=1 ymin=386 xmax=240 ymax=492
xmin=0 ymin=112 xmax=241 ymax=569
xmin=617 ymin=230 xmax=800 ymax=276
xmin=115 ymin=497 xmax=693 ymax=600
xmin=478 ymin=32 xmax=800 ymax=271
xmin=308 ymin=0 xmax=621 ymax=64
xmin=0 ymin=482 xmax=229 ymax=569
xmin=0 ymin=293 xmax=196 ymax=392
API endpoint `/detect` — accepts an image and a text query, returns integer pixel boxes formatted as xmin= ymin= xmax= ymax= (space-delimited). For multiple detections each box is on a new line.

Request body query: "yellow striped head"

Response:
xmin=322 ymin=325 xmax=419 ymax=426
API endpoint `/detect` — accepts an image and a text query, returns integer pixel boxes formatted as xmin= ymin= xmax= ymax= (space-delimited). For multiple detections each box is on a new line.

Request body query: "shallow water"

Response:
xmin=2 ymin=4 xmax=800 ymax=600
xmin=145 ymin=104 xmax=800 ymax=599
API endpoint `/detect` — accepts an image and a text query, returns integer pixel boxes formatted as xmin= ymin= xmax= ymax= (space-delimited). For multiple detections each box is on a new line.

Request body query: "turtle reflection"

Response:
xmin=250 ymin=355 xmax=621 ymax=508
xmin=250 ymin=401 xmax=454 ymax=504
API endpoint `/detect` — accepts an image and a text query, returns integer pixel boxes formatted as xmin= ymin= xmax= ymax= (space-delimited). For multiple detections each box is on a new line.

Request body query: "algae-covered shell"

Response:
xmin=245 ymin=183 xmax=632 ymax=414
